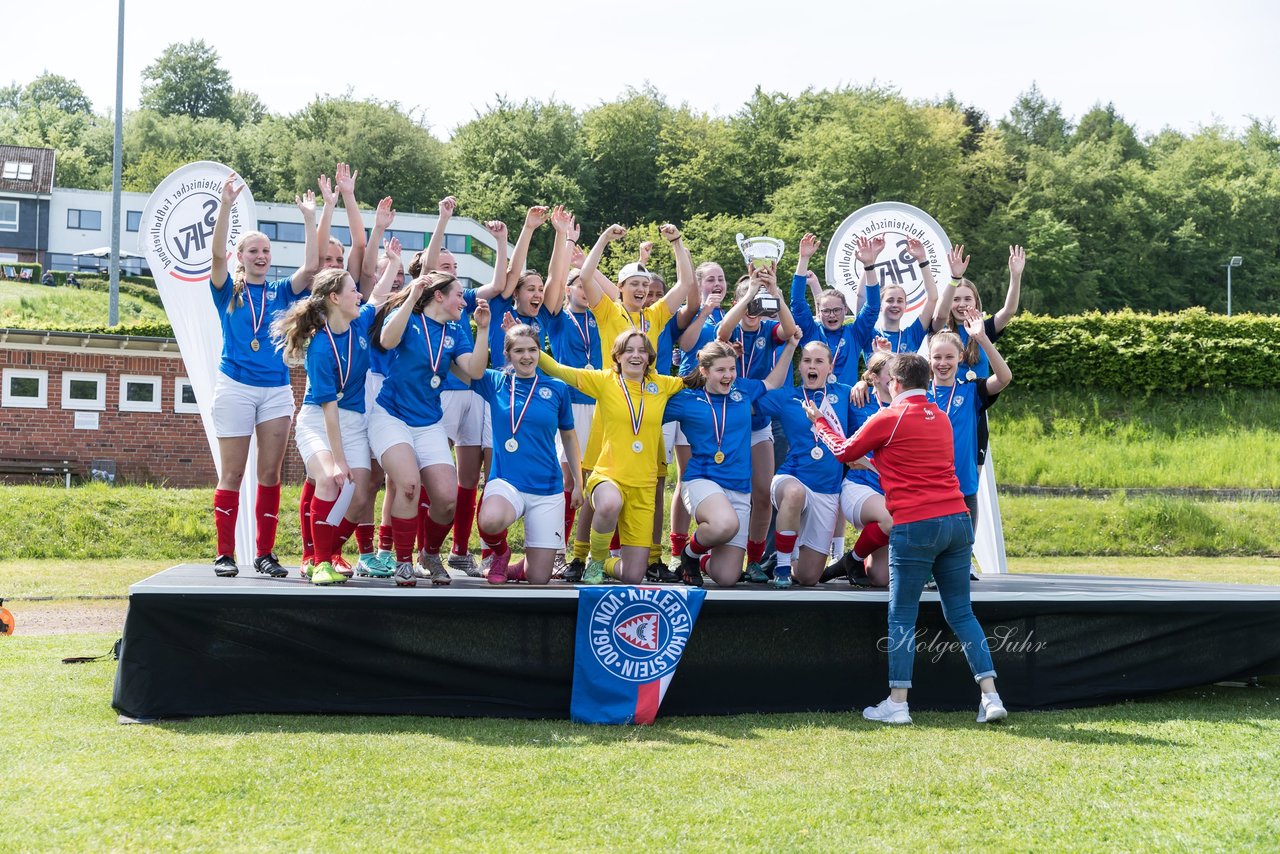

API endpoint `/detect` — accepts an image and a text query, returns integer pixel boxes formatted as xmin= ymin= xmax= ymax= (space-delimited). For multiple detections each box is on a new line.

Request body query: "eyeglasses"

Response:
xmin=819 ymin=308 xmax=845 ymax=316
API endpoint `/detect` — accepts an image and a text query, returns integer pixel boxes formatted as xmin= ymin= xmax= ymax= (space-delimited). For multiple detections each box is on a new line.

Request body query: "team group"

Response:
xmin=205 ymin=166 xmax=1026 ymax=593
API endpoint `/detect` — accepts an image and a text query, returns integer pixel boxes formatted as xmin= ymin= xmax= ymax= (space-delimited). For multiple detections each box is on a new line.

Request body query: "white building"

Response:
xmin=46 ymin=187 xmax=506 ymax=287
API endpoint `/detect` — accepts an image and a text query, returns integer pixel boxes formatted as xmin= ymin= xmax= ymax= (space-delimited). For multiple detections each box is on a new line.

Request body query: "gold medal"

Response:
xmin=714 ymin=451 xmax=725 ymax=464
xmin=250 ymin=338 xmax=260 ymax=352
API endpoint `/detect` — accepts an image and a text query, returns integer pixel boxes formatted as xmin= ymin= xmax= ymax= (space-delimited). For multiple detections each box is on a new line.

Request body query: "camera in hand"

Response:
xmin=747 ymin=293 xmax=780 ymax=318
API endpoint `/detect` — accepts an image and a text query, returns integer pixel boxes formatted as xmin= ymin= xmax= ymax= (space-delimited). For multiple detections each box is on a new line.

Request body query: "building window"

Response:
xmin=61 ymin=372 xmax=107 ymax=411
xmin=119 ymin=375 xmax=162 ymax=413
xmin=330 ymin=225 xmax=351 ymax=245
xmin=126 ymin=210 xmax=142 ymax=232
xmin=0 ymin=200 xmax=17 ymax=232
xmin=2 ymin=161 xmax=34 ymax=180
xmin=67 ymin=209 xmax=103 ymax=230
xmin=2 ymin=368 xmax=48 ymax=408
xmin=174 ymin=378 xmax=200 ymax=414
xmin=259 ymin=221 xmax=305 ymax=243
xmin=386 ymin=230 xmax=425 ymax=251
xmin=443 ymin=234 xmax=468 ymax=254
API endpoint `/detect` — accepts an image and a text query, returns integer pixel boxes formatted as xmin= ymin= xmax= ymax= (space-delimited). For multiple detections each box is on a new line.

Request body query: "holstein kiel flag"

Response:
xmin=571 ymin=586 xmax=706 ymax=725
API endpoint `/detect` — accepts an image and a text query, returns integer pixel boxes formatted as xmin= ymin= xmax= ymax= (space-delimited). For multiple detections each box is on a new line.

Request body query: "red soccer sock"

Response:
xmin=478 ymin=527 xmax=509 ymax=557
xmin=610 ymin=530 xmax=621 ymax=551
xmin=214 ymin=489 xmax=239 ymax=557
xmin=563 ymin=491 xmax=577 ymax=542
xmin=416 ymin=497 xmax=431 ymax=553
xmin=774 ymin=531 xmax=798 ymax=558
xmin=310 ymin=496 xmax=337 ymax=560
xmin=333 ymin=517 xmax=358 ymax=556
xmin=452 ymin=485 xmax=478 ymax=556
xmin=852 ymin=524 xmax=890 ymax=561
xmin=422 ymin=514 xmax=452 ymax=555
xmin=299 ymin=479 xmax=316 ymax=562
xmin=356 ymin=523 xmax=375 ymax=554
xmin=687 ymin=532 xmax=712 ymax=556
xmin=378 ymin=523 xmax=394 ymax=552
xmin=746 ymin=539 xmax=766 ymax=564
xmin=391 ymin=515 xmax=418 ymax=563
xmin=670 ymin=532 xmax=691 ymax=558
xmin=255 ymin=483 xmax=281 ymax=557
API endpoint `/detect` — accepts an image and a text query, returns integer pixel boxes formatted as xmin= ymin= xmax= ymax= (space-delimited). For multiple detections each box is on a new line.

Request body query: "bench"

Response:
xmin=0 ymin=458 xmax=76 ymax=488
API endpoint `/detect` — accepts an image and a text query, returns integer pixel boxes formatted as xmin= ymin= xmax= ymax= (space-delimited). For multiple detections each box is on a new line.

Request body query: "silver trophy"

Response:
xmin=736 ymin=233 xmax=786 ymax=270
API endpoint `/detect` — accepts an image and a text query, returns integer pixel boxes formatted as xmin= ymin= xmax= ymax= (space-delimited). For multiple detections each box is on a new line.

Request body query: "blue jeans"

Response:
xmin=886 ymin=512 xmax=996 ymax=689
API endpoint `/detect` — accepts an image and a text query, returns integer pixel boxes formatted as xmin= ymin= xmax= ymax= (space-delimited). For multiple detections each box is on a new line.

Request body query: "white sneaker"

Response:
xmin=977 ymin=693 xmax=1007 ymax=723
xmin=863 ymin=697 xmax=912 ymax=725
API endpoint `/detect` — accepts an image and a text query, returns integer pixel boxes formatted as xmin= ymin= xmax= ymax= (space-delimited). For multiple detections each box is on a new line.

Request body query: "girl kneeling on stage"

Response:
xmin=472 ymin=324 xmax=583 ymax=585
xmin=370 ymin=272 xmax=491 ymax=586
xmin=539 ymin=330 xmax=686 ymax=585
xmin=272 ymin=241 xmax=402 ymax=585
xmin=209 ymin=172 xmax=320 ymax=579
xmin=754 ymin=342 xmax=856 ymax=588
xmin=664 ymin=337 xmax=798 ymax=587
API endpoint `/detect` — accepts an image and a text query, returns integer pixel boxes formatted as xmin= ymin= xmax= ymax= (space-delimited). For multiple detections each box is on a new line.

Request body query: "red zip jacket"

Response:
xmin=814 ymin=388 xmax=968 ymax=525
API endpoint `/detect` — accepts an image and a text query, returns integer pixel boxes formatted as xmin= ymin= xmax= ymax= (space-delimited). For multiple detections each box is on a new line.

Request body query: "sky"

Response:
xmin=6 ymin=0 xmax=1278 ymax=140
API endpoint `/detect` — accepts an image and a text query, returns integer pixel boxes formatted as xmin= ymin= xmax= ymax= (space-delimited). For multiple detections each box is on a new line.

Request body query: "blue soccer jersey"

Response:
xmin=302 ymin=302 xmax=377 ymax=413
xmin=376 ymin=308 xmax=474 ymax=427
xmin=472 ymin=369 xmax=575 ymax=495
xmin=675 ymin=308 xmax=724 ymax=375
xmin=663 ymin=377 xmax=769 ymax=493
xmin=211 ymin=274 xmax=305 ymax=387
xmin=844 ymin=393 xmax=886 ymax=493
xmin=756 ymin=382 xmax=854 ymax=494
xmin=486 ymin=293 xmax=552 ymax=369
xmin=790 ymin=274 xmax=877 ymax=386
xmin=545 ymin=308 xmax=604 ymax=406
xmin=928 ymin=377 xmax=998 ymax=496
xmin=441 ymin=288 xmax=480 ymax=391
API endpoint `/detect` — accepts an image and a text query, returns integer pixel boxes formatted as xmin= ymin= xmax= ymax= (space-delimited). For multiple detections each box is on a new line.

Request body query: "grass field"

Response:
xmin=0 ymin=279 xmax=167 ymax=328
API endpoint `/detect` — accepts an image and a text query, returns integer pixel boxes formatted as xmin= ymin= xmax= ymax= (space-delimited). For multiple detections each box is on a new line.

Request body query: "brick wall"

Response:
xmin=0 ymin=342 xmax=308 ymax=487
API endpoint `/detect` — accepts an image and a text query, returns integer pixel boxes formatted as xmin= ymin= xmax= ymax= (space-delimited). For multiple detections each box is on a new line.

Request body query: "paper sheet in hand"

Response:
xmin=326 ymin=480 xmax=355 ymax=526
xmin=811 ymin=393 xmax=846 ymax=444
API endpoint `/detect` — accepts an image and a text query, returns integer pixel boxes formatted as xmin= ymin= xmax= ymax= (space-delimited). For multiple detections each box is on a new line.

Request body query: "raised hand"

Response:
xmin=639 ymin=241 xmax=654 ymax=265
xmin=801 ymin=400 xmax=821 ymax=423
xmin=798 ymin=232 xmax=820 ymax=263
xmin=659 ymin=223 xmax=682 ymax=243
xmin=486 ymin=220 xmax=508 ymax=241
xmin=850 ymin=381 xmax=871 ymax=408
xmin=524 ymin=205 xmax=550 ymax=229
xmin=317 ymin=174 xmax=337 ymax=208
xmin=701 ymin=292 xmax=722 ymax=314
xmin=335 ymin=162 xmax=357 ymax=196
xmin=569 ymin=243 xmax=586 ymax=269
xmin=473 ymin=298 xmax=491 ymax=329
xmin=872 ymin=336 xmax=892 ymax=353
xmin=296 ymin=189 xmax=317 ymax=216
xmin=1009 ymin=244 xmax=1026 ymax=278
xmin=855 ymin=234 xmax=885 ymax=267
xmin=750 ymin=264 xmax=777 ymax=292
xmin=905 ymin=237 xmax=927 ymax=261
xmin=500 ymin=311 xmax=517 ymax=331
xmin=375 ymin=196 xmax=395 ymax=229
xmin=550 ymin=205 xmax=573 ymax=234
xmin=963 ymin=314 xmax=987 ymax=341
xmin=567 ymin=219 xmax=581 ymax=243
xmin=220 ymin=172 xmax=243 ymax=205
xmin=729 ymin=339 xmax=744 ymax=359
xmin=438 ymin=196 xmax=457 ymax=217
xmin=383 ymin=236 xmax=402 ymax=266
xmin=601 ymin=224 xmax=627 ymax=244
xmin=948 ymin=244 xmax=970 ymax=279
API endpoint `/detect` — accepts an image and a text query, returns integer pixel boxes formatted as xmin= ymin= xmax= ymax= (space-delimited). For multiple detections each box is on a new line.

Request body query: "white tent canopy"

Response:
xmin=72 ymin=246 xmax=144 ymax=258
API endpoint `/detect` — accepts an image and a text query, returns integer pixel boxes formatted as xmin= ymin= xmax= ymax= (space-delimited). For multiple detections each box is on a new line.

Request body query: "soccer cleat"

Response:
xmin=213 ymin=555 xmax=238 ymax=578
xmin=645 ymin=562 xmax=661 ymax=583
xmin=420 ymin=552 xmax=452 ymax=586
xmin=311 ymin=561 xmax=347 ymax=586
xmin=331 ymin=554 xmax=354 ymax=577
xmin=449 ymin=550 xmax=483 ymax=578
xmin=563 ymin=558 xmax=585 ymax=583
xmin=769 ymin=567 xmax=793 ymax=589
xmin=376 ymin=549 xmax=395 ymax=570
xmin=743 ymin=562 xmax=769 ymax=584
xmin=487 ymin=549 xmax=511 ymax=585
xmin=356 ymin=554 xmax=393 ymax=578
xmin=300 ymin=558 xmax=315 ymax=580
xmin=583 ymin=558 xmax=605 ymax=585
xmin=507 ymin=558 xmax=527 ymax=583
xmin=677 ymin=551 xmax=703 ymax=587
xmin=393 ymin=561 xmax=417 ymax=587
xmin=821 ymin=551 xmax=855 ymax=584
xmin=863 ymin=697 xmax=912 ymax=725
xmin=977 ymin=693 xmax=1008 ymax=724
xmin=253 ymin=553 xmax=287 ymax=578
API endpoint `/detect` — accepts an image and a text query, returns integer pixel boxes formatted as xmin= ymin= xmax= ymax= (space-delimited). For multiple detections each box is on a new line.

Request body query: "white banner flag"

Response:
xmin=140 ymin=162 xmax=260 ymax=565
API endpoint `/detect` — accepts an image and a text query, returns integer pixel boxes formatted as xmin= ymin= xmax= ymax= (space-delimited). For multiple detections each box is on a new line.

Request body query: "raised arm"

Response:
xmin=543 ymin=206 xmax=574 ymax=315
xmin=424 ymin=195 xmax=455 ymax=273
xmin=471 ymin=220 xmax=510 ymax=301
xmin=660 ymin=224 xmax=694 ymax=315
xmin=764 ymin=330 xmax=801 ymax=389
xmin=905 ymin=237 xmax=939 ymax=326
xmin=336 ymin=163 xmax=366 ymax=281
xmin=994 ymin=244 xmax=1025 ymax=331
xmin=537 ymin=350 xmax=589 ymax=389
xmin=291 ymin=189 xmax=320 ymax=294
xmin=455 ymin=299 xmax=491 ymax=379
xmin=717 ymin=276 xmax=762 ymax=341
xmin=580 ymin=224 xmax=627 ymax=308
xmin=316 ymin=173 xmax=337 ymax=262
xmin=966 ymin=316 xmax=1012 ymax=394
xmin=678 ymin=291 xmax=721 ymax=352
xmin=505 ymin=205 xmax=550 ymax=297
xmin=367 ymin=237 xmax=402 ymax=309
xmin=360 ymin=197 xmax=395 ymax=300
xmin=770 ymin=272 xmax=799 ymax=341
xmin=210 ymin=172 xmax=242 ymax=288
xmin=850 ymin=235 xmax=885 ymax=346
xmin=932 ymin=243 xmax=970 ymax=331
xmin=379 ymin=277 xmax=425 ymax=350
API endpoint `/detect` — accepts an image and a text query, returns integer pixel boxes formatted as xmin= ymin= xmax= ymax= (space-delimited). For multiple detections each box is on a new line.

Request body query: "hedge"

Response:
xmin=997 ymin=309 xmax=1280 ymax=392
xmin=47 ymin=270 xmax=156 ymax=288
xmin=2 ymin=261 xmax=43 ymax=281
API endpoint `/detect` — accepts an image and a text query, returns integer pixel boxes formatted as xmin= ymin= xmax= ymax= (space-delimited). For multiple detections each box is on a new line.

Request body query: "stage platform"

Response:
xmin=112 ymin=565 xmax=1280 ymax=720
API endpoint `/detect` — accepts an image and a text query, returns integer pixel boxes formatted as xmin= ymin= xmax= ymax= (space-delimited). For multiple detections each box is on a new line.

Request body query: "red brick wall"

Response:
xmin=0 ymin=344 xmax=308 ymax=487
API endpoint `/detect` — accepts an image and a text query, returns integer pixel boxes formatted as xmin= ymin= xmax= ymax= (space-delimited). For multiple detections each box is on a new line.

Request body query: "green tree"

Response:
xmin=1074 ymin=102 xmax=1145 ymax=162
xmin=139 ymin=40 xmax=234 ymax=120
xmin=22 ymin=72 xmax=93 ymax=114
xmin=580 ymin=86 xmax=673 ymax=229
xmin=657 ymin=108 xmax=748 ymax=222
xmin=999 ymin=83 xmax=1073 ymax=157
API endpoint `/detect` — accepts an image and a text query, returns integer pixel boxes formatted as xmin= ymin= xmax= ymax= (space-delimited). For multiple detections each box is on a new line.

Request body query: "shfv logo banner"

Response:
xmin=140 ymin=162 xmax=260 ymax=564
xmin=825 ymin=201 xmax=953 ymax=327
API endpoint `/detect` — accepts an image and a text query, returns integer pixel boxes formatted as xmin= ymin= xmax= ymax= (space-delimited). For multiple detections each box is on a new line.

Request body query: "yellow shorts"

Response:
xmin=586 ymin=471 xmax=654 ymax=548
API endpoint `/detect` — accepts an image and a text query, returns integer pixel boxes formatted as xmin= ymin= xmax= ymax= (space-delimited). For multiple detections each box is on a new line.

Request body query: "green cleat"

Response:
xmin=311 ymin=561 xmax=347 ymax=586
xmin=357 ymin=553 xmax=394 ymax=578
xmin=744 ymin=562 xmax=769 ymax=584
xmin=583 ymin=558 xmax=606 ymax=585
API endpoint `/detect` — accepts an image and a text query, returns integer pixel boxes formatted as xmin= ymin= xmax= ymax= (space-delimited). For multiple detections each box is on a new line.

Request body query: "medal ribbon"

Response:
xmin=568 ymin=310 xmax=593 ymax=366
xmin=736 ymin=328 xmax=758 ymax=377
xmin=616 ymin=374 xmax=645 ymax=437
xmin=509 ymin=373 xmax=539 ymax=439
xmin=930 ymin=381 xmax=960 ymax=418
xmin=245 ymin=283 xmax=268 ymax=343
xmin=623 ymin=307 xmax=650 ymax=334
xmin=323 ymin=323 xmax=352 ymax=395
xmin=704 ymin=389 xmax=727 ymax=453
xmin=420 ymin=315 xmax=445 ymax=378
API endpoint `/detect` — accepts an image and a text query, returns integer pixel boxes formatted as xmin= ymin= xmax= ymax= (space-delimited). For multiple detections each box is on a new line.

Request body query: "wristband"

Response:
xmin=918 ymin=259 xmax=928 ymax=268
xmin=950 ymin=275 xmax=962 ymax=282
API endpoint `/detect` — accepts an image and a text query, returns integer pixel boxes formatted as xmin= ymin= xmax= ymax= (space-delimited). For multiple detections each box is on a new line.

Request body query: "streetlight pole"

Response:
xmin=109 ymin=0 xmax=125 ymax=326
xmin=1223 ymin=255 xmax=1243 ymax=317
